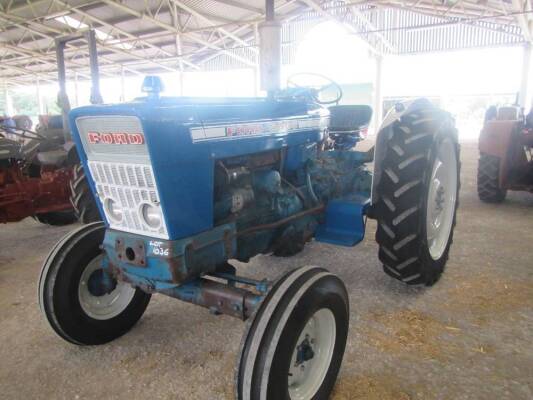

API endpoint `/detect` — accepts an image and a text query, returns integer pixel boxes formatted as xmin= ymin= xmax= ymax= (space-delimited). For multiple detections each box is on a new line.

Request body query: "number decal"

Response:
xmin=149 ymin=241 xmax=170 ymax=257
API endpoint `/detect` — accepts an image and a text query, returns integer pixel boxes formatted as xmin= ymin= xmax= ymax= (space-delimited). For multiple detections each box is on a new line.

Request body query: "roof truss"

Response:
xmin=0 ymin=0 xmax=526 ymax=87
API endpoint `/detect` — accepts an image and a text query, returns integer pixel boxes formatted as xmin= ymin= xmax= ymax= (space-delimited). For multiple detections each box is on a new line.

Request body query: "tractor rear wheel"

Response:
xmin=70 ymin=164 xmax=101 ymax=224
xmin=374 ymin=107 xmax=460 ymax=286
xmin=477 ymin=154 xmax=507 ymax=203
xmin=34 ymin=210 xmax=77 ymax=226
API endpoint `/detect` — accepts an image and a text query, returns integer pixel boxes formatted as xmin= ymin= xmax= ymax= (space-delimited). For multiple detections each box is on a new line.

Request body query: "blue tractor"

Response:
xmin=38 ymin=73 xmax=459 ymax=399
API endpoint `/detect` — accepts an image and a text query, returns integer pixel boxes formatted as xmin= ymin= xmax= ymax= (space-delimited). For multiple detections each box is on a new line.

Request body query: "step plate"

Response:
xmin=315 ymin=198 xmax=370 ymax=247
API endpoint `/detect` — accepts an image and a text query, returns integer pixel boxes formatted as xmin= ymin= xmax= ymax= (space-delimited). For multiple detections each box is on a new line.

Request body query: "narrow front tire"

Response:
xmin=236 ymin=266 xmax=349 ymax=400
xmin=38 ymin=222 xmax=151 ymax=345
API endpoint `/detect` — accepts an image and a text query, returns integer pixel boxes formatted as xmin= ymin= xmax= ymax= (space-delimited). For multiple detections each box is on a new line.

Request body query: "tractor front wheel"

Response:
xmin=477 ymin=153 xmax=507 ymax=203
xmin=236 ymin=266 xmax=349 ymax=400
xmin=374 ymin=107 xmax=460 ymax=286
xmin=39 ymin=222 xmax=151 ymax=345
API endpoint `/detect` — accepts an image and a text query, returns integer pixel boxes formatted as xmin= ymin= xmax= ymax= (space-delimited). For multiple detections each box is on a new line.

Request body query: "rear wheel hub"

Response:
xmin=426 ymin=138 xmax=458 ymax=260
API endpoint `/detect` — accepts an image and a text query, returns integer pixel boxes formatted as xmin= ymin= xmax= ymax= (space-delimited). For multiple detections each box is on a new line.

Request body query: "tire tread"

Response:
xmin=477 ymin=154 xmax=507 ymax=203
xmin=69 ymin=164 xmax=101 ymax=224
xmin=374 ymin=108 xmax=460 ymax=286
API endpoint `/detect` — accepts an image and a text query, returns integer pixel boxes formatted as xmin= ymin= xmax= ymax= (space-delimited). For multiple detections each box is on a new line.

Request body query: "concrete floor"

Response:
xmin=1 ymin=142 xmax=532 ymax=400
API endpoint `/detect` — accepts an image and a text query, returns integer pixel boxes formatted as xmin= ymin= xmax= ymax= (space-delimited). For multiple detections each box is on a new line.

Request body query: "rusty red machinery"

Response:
xmin=0 ymin=123 xmax=79 ymax=225
xmin=1 ymin=30 xmax=104 ymax=225
xmin=0 ymin=162 xmax=74 ymax=224
xmin=478 ymin=105 xmax=533 ymax=202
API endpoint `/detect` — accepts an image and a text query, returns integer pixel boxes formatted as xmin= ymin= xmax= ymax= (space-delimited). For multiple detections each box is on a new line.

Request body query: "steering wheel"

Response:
xmin=286 ymin=73 xmax=343 ymax=105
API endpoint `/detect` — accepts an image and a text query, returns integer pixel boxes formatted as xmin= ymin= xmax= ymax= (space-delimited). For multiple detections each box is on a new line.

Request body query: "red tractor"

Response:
xmin=0 ymin=123 xmax=73 ymax=224
xmin=477 ymin=105 xmax=533 ymax=202
xmin=0 ymin=119 xmax=98 ymax=224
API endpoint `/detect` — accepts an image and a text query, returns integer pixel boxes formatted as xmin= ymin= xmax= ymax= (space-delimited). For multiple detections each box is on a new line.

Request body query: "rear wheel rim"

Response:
xmin=426 ymin=138 xmax=457 ymax=260
xmin=288 ymin=308 xmax=336 ymax=400
xmin=78 ymin=255 xmax=136 ymax=320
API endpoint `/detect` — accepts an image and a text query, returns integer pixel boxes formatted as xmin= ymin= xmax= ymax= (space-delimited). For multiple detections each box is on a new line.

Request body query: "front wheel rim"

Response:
xmin=288 ymin=308 xmax=336 ymax=400
xmin=426 ymin=138 xmax=458 ymax=260
xmin=78 ymin=255 xmax=136 ymax=320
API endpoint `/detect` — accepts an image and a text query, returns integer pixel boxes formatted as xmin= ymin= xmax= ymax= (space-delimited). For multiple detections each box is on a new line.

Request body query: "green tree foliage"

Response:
xmin=42 ymin=94 xmax=61 ymax=115
xmin=11 ymin=91 xmax=38 ymax=116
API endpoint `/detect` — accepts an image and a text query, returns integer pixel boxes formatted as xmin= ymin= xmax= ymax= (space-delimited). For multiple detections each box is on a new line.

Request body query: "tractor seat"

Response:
xmin=328 ymin=105 xmax=373 ymax=133
xmin=37 ymin=149 xmax=67 ymax=166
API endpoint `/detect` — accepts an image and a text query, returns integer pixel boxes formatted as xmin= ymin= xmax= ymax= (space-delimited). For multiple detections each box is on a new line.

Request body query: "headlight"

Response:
xmin=103 ymin=197 xmax=123 ymax=222
xmin=140 ymin=202 xmax=162 ymax=229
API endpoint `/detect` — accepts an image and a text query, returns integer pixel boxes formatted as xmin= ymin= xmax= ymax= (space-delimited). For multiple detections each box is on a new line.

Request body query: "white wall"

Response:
xmin=382 ymin=47 xmax=522 ymax=98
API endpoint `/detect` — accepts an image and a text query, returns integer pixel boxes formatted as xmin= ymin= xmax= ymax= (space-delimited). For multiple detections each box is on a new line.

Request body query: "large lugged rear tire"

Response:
xmin=34 ymin=210 xmax=77 ymax=226
xmin=70 ymin=164 xmax=101 ymax=224
xmin=374 ymin=107 xmax=460 ymax=286
xmin=477 ymin=153 xmax=507 ymax=203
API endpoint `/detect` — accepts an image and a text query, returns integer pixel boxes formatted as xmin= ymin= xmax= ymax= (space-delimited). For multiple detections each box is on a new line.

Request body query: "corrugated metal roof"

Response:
xmin=0 ymin=0 xmax=529 ymax=86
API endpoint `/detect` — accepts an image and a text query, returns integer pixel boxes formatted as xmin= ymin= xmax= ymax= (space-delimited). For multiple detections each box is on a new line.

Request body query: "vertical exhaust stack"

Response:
xmin=259 ymin=0 xmax=282 ymax=95
xmin=86 ymin=30 xmax=103 ymax=106
xmin=55 ymin=38 xmax=71 ymax=141
xmin=55 ymin=30 xmax=103 ymax=141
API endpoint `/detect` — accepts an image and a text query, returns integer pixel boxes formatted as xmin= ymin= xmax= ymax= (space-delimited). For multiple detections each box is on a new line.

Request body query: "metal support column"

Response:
xmin=259 ymin=0 xmax=281 ymax=95
xmin=254 ymin=23 xmax=260 ymax=96
xmin=172 ymin=2 xmax=184 ymax=97
xmin=55 ymin=38 xmax=70 ymax=139
xmin=3 ymin=82 xmax=12 ymax=116
xmin=176 ymin=34 xmax=184 ymax=96
xmin=120 ymin=65 xmax=126 ymax=102
xmin=74 ymin=72 xmax=79 ymax=108
xmin=373 ymin=54 xmax=384 ymax=135
xmin=36 ymin=78 xmax=44 ymax=114
xmin=519 ymin=43 xmax=532 ymax=109
xmin=86 ymin=30 xmax=103 ymax=105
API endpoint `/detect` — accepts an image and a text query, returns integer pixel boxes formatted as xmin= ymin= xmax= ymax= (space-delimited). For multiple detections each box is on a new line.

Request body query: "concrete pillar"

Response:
xmin=519 ymin=43 xmax=532 ymax=109
xmin=373 ymin=54 xmax=384 ymax=135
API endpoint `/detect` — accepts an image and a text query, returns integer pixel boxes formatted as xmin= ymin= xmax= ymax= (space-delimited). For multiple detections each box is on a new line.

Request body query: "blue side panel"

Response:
xmin=315 ymin=196 xmax=370 ymax=246
xmin=142 ymin=117 xmax=214 ymax=239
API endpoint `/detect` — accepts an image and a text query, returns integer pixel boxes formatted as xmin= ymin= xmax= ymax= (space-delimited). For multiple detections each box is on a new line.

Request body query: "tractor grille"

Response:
xmin=88 ymin=160 xmax=169 ymax=239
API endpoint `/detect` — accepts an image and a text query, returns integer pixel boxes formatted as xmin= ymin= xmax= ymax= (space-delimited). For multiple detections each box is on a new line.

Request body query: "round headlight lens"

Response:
xmin=104 ymin=198 xmax=123 ymax=222
xmin=140 ymin=203 xmax=162 ymax=229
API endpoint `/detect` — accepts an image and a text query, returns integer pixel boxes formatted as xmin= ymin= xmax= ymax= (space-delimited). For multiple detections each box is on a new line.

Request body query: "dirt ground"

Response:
xmin=1 ymin=142 xmax=532 ymax=400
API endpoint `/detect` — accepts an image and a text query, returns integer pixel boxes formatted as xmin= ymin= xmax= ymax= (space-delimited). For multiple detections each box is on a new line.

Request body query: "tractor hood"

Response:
xmin=69 ymin=96 xmax=329 ymax=240
xmin=70 ymin=96 xmax=316 ymax=126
